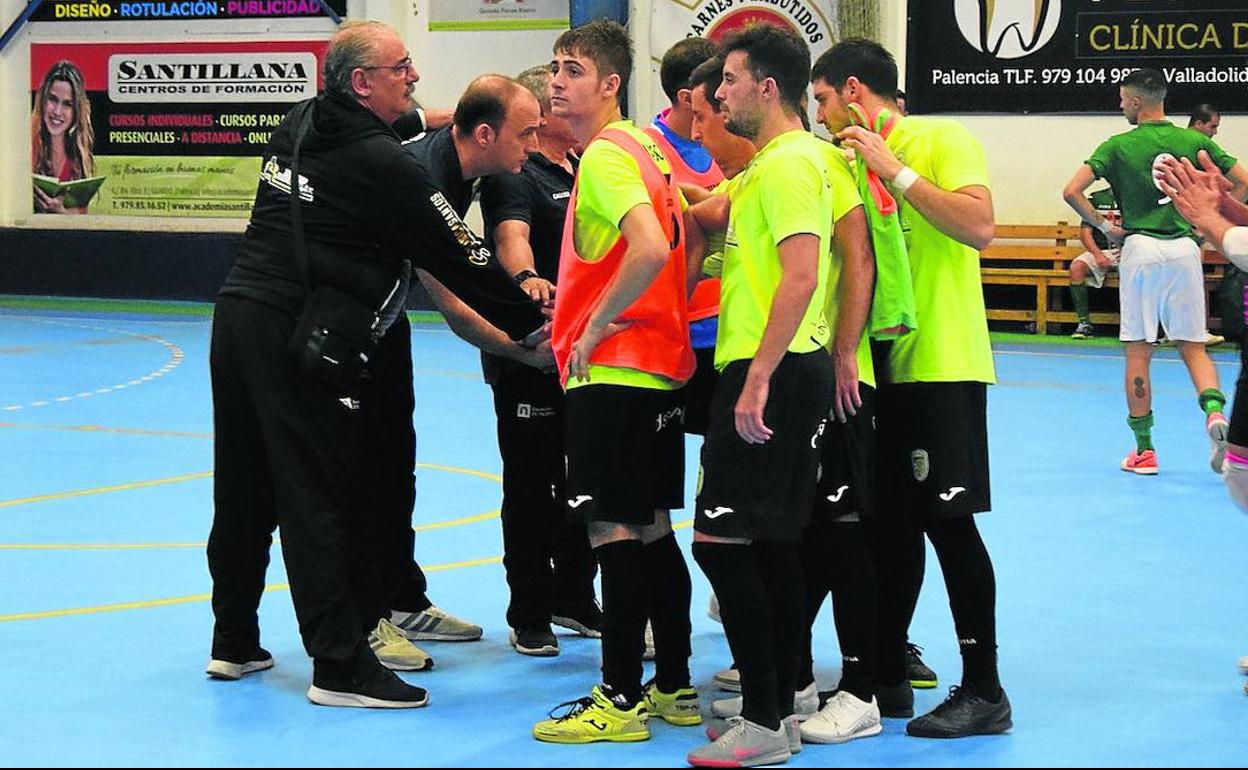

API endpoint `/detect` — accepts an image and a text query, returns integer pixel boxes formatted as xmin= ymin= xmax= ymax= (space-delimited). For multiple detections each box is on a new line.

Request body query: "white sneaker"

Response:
xmin=713 ymin=666 xmax=741 ymax=692
xmin=1208 ymin=412 xmax=1230 ymax=475
xmin=799 ymin=690 xmax=882 ymax=744
xmin=1238 ymin=655 xmax=1248 ymax=675
xmin=711 ymin=681 xmax=818 ymax=721
xmin=643 ymin=621 xmax=656 ymax=661
xmin=389 ymin=606 xmax=482 ymax=642
xmin=708 ymin=593 xmax=721 ymax=623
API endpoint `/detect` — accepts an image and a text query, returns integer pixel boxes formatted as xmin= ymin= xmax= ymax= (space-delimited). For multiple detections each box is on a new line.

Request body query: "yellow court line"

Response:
xmin=0 ymin=462 xmax=500 ymax=511
xmin=0 ymin=509 xmax=504 ymax=551
xmin=0 ymin=556 xmax=505 ymax=623
xmin=0 ymin=422 xmax=213 ymax=439
xmin=0 ymin=471 xmax=214 ymax=509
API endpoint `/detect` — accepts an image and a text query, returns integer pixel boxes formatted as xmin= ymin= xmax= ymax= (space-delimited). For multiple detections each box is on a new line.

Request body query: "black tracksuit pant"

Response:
xmin=208 ymin=296 xmax=382 ymax=663
xmin=490 ymin=365 xmax=597 ymax=629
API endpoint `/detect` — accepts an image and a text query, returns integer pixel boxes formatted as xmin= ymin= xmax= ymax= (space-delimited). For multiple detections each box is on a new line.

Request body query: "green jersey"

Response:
xmin=716 ymin=130 xmax=832 ymax=370
xmin=884 ymin=116 xmax=996 ymax=384
xmin=820 ymin=145 xmax=875 ymax=389
xmin=1087 ymin=121 xmax=1237 ymax=240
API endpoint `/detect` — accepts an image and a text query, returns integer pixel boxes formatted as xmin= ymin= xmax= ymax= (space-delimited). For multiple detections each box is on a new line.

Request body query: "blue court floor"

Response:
xmin=0 ymin=302 xmax=1245 ymax=767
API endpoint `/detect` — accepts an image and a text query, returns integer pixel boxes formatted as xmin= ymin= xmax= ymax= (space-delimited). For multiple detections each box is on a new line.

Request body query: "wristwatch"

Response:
xmin=513 ymin=269 xmax=539 ymax=284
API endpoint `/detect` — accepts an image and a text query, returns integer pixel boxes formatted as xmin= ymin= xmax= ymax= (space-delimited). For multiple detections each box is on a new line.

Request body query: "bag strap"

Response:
xmin=287 ymin=101 xmax=316 ymax=296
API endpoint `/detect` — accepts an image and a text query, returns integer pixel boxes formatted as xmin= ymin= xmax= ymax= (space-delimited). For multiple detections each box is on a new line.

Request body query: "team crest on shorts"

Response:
xmin=911 ymin=449 xmax=930 ymax=482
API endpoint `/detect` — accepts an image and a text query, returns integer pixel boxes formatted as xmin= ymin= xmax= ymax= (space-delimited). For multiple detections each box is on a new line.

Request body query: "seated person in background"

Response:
xmin=1069 ymin=187 xmax=1121 ymax=339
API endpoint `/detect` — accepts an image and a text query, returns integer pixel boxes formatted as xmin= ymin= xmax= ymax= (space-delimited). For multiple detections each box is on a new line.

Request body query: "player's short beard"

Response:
xmin=726 ymin=109 xmax=761 ymax=141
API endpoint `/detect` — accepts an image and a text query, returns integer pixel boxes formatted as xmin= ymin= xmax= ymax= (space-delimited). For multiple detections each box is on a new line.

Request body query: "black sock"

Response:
xmin=865 ymin=510 xmax=924 ymax=686
xmin=595 ymin=539 xmax=648 ymax=704
xmin=644 ymin=534 xmax=692 ymax=692
xmin=756 ymin=542 xmax=805 ymax=718
xmin=693 ymin=541 xmax=780 ymax=730
xmin=925 ymin=516 xmax=1001 ymax=700
xmin=798 ymin=525 xmax=833 ymax=692
xmin=827 ymin=520 xmax=878 ymax=702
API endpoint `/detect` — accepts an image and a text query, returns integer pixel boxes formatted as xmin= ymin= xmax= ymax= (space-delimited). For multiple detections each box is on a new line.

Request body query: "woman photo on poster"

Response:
xmin=31 ymin=60 xmax=96 ymax=214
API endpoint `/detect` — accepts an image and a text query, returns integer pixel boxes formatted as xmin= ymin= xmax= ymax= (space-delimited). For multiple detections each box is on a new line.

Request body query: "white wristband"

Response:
xmin=892 ymin=166 xmax=920 ymax=194
xmin=1097 ymin=218 xmax=1114 ymax=236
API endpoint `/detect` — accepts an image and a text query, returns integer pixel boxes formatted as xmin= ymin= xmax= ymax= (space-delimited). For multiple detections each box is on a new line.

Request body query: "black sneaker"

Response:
xmin=875 ymin=681 xmax=915 ymax=718
xmin=906 ymin=642 xmax=938 ymax=689
xmin=552 ymin=598 xmax=603 ymax=638
xmin=307 ymin=655 xmax=429 ymax=709
xmin=906 ymin=686 xmax=1012 ymax=738
xmin=510 ymin=624 xmax=560 ymax=656
xmin=206 ymin=647 xmax=274 ymax=680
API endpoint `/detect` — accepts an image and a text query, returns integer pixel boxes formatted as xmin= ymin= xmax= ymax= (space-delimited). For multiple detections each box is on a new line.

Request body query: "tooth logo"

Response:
xmin=954 ymin=0 xmax=1062 ymax=60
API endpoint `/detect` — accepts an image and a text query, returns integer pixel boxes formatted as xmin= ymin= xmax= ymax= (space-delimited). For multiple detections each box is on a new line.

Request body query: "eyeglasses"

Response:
xmin=362 ymin=58 xmax=413 ymax=76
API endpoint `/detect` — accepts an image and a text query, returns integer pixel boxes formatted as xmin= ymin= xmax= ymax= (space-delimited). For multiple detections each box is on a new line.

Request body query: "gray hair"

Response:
xmin=517 ymin=65 xmax=551 ymax=110
xmin=324 ymin=20 xmax=393 ymax=99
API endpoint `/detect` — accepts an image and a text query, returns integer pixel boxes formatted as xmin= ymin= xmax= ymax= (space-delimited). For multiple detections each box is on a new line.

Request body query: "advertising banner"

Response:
xmin=31 ymin=0 xmax=346 ymax=22
xmin=906 ymin=1 xmax=1248 ymax=114
xmin=30 ymin=40 xmax=327 ymax=217
xmin=428 ymin=0 xmax=570 ymax=31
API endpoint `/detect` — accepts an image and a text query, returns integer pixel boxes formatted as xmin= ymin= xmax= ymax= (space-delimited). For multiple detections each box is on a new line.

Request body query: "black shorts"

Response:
xmin=695 ymin=350 xmax=834 ymax=544
xmin=814 ymin=383 xmax=876 ymax=521
xmin=683 ymin=346 xmax=719 ymax=436
xmin=563 ymin=384 xmax=685 ymax=525
xmin=1229 ymin=334 xmax=1248 ymax=447
xmin=875 ymin=381 xmax=991 ymax=521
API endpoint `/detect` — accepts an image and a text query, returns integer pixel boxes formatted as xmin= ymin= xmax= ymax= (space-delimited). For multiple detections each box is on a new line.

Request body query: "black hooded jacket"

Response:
xmin=219 ymin=93 xmax=542 ymax=339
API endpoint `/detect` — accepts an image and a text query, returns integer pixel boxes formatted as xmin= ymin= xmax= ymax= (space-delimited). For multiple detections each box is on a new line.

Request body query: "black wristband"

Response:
xmin=513 ymin=269 xmax=539 ymax=284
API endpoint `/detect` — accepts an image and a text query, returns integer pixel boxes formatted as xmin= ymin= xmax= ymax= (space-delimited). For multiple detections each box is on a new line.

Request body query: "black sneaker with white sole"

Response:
xmin=906 ymin=686 xmax=1012 ymax=738
xmin=206 ymin=647 xmax=274 ymax=680
xmin=510 ymin=624 xmax=560 ymax=656
xmin=307 ymin=655 xmax=428 ymax=709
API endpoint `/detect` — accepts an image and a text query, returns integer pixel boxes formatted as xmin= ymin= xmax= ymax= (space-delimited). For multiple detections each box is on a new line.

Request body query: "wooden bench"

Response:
xmin=979 ymin=222 xmax=1229 ymax=335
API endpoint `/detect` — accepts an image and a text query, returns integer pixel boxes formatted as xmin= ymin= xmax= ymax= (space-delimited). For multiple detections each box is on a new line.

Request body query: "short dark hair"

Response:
xmin=720 ymin=23 xmax=810 ymax=113
xmin=660 ymin=37 xmax=718 ymax=103
xmin=554 ymin=18 xmax=633 ymax=105
xmin=687 ymin=55 xmax=725 ymax=112
xmin=810 ymin=37 xmax=898 ymax=98
xmin=1122 ymin=68 xmax=1167 ymax=103
xmin=1190 ymin=102 xmax=1219 ymax=125
xmin=454 ymin=74 xmax=520 ymax=135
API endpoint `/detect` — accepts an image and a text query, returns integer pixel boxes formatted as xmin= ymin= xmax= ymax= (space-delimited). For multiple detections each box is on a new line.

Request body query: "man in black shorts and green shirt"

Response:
xmin=816 ymin=38 xmax=1010 ymax=738
xmin=687 ymin=25 xmax=835 ymax=767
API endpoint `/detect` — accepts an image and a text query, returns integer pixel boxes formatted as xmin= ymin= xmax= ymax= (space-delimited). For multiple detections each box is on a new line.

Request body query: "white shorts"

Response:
xmin=1117 ymin=234 xmax=1205 ymax=343
xmin=1072 ymin=248 xmax=1120 ymax=289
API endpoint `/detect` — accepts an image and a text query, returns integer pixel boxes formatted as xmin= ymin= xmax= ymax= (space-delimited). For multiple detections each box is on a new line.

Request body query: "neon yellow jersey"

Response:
xmin=567 ymin=120 xmax=684 ymax=391
xmin=716 ymin=130 xmax=832 ymax=370
xmin=821 ymin=146 xmax=874 ymax=389
xmin=884 ymin=116 xmax=995 ymax=384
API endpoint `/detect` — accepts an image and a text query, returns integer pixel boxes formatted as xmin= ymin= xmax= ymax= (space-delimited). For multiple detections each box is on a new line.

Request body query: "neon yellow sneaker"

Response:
xmin=644 ymin=680 xmax=702 ymax=726
xmin=532 ymin=685 xmax=650 ymax=744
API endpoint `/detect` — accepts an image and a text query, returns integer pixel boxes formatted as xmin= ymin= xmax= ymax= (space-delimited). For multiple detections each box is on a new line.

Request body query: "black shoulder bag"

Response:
xmin=285 ymin=103 xmax=382 ymax=389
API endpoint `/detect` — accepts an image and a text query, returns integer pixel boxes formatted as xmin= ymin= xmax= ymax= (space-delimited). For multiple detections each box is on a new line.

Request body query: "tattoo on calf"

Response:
xmin=1134 ymin=377 xmax=1146 ymax=399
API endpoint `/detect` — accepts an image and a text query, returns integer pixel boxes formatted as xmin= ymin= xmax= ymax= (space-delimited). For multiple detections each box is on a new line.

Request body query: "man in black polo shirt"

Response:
xmin=476 ymin=65 xmax=600 ymax=657
xmin=360 ymin=74 xmax=553 ymax=647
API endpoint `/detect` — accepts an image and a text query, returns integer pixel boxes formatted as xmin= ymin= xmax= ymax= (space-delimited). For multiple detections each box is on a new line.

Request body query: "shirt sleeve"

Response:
xmin=825 ymin=149 xmax=863 ymax=223
xmin=1202 ymin=137 xmax=1238 ymax=174
xmin=1087 ymin=138 xmax=1114 ymax=179
xmin=760 ymin=147 xmax=824 ymax=244
xmin=931 ymin=121 xmax=991 ymax=192
xmin=382 ymin=152 xmax=544 ymax=340
xmin=578 ymin=140 xmax=652 ymax=230
xmin=479 ymin=171 xmax=534 ymax=233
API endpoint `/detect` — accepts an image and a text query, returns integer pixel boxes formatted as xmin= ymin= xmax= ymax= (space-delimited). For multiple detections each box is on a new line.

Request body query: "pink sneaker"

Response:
xmin=1207 ymin=412 xmax=1229 ymax=474
xmin=1121 ymin=449 xmax=1158 ymax=475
